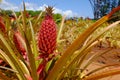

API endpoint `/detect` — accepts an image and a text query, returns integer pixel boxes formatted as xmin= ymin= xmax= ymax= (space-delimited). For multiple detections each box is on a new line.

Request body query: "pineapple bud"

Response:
xmin=38 ymin=6 xmax=57 ymax=58
xmin=0 ymin=16 xmax=6 ymax=33
xmin=13 ymin=30 xmax=27 ymax=60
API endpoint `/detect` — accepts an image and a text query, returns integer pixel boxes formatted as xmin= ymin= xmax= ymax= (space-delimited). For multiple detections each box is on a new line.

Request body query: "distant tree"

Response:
xmin=15 ymin=12 xmax=21 ymax=16
xmin=27 ymin=10 xmax=42 ymax=17
xmin=118 ymin=0 xmax=120 ymax=6
xmin=4 ymin=10 xmax=12 ymax=15
xmin=53 ymin=13 xmax=62 ymax=24
xmin=89 ymin=0 xmax=120 ymax=19
xmin=0 ymin=8 xmax=62 ymax=24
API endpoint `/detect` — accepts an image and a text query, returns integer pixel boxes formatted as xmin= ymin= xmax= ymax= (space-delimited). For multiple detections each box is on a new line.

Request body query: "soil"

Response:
xmin=87 ymin=47 xmax=120 ymax=80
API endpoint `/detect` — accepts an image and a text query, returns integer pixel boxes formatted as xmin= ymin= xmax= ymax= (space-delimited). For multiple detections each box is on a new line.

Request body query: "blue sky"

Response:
xmin=0 ymin=0 xmax=94 ymax=18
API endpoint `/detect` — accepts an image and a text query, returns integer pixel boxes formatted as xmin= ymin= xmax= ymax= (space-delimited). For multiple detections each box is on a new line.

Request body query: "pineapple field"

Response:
xmin=1 ymin=2 xmax=120 ymax=80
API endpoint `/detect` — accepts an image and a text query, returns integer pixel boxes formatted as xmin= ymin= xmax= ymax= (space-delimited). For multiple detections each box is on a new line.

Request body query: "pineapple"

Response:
xmin=38 ymin=6 xmax=57 ymax=59
xmin=13 ymin=29 xmax=27 ymax=61
xmin=0 ymin=16 xmax=6 ymax=33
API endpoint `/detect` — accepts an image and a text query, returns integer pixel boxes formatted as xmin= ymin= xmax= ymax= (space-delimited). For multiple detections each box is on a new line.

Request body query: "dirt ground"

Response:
xmin=87 ymin=47 xmax=120 ymax=80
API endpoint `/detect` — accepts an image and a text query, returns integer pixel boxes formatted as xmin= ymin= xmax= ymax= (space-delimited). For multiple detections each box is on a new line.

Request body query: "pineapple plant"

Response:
xmin=0 ymin=3 xmax=120 ymax=80
xmin=37 ymin=6 xmax=57 ymax=80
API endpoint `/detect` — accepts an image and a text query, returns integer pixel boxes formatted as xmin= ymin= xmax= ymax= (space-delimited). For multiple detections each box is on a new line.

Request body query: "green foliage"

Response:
xmin=53 ymin=13 xmax=62 ymax=24
xmin=15 ymin=11 xmax=21 ymax=17
xmin=27 ymin=10 xmax=42 ymax=17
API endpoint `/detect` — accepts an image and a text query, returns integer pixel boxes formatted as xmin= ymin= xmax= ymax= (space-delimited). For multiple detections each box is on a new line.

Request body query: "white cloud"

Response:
xmin=0 ymin=0 xmax=19 ymax=10
xmin=63 ymin=10 xmax=78 ymax=17
xmin=0 ymin=0 xmax=38 ymax=11
xmin=23 ymin=2 xmax=38 ymax=10
xmin=54 ymin=7 xmax=79 ymax=17
xmin=37 ymin=4 xmax=48 ymax=11
xmin=54 ymin=8 xmax=63 ymax=14
xmin=0 ymin=1 xmax=78 ymax=17
xmin=35 ymin=4 xmax=79 ymax=17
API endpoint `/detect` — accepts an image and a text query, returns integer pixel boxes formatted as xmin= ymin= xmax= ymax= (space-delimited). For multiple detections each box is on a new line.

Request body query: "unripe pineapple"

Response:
xmin=0 ymin=16 xmax=6 ymax=33
xmin=13 ymin=30 xmax=27 ymax=60
xmin=38 ymin=6 xmax=57 ymax=58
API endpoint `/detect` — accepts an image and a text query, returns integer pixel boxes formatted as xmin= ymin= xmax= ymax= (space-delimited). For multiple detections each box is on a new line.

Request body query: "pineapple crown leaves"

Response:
xmin=44 ymin=6 xmax=54 ymax=18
